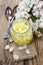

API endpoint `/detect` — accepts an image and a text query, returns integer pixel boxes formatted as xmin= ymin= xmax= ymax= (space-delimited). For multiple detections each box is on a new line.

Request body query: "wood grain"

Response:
xmin=35 ymin=37 xmax=43 ymax=65
xmin=0 ymin=0 xmax=43 ymax=65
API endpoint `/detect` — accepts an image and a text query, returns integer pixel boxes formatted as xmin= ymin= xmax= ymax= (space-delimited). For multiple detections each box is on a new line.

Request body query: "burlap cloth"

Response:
xmin=12 ymin=41 xmax=37 ymax=61
xmin=4 ymin=39 xmax=37 ymax=61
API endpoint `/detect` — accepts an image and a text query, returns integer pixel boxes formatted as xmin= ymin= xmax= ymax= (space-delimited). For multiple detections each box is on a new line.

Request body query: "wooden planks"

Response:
xmin=0 ymin=0 xmax=43 ymax=65
xmin=35 ymin=37 xmax=43 ymax=65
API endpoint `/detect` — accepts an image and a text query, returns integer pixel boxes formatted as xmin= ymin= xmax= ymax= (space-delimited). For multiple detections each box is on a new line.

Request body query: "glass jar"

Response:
xmin=11 ymin=18 xmax=33 ymax=46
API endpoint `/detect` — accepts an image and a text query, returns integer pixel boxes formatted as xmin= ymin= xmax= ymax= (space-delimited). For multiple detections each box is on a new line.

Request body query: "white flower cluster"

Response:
xmin=15 ymin=0 xmax=33 ymax=19
xmin=15 ymin=0 xmax=43 ymax=37
xmin=15 ymin=0 xmax=39 ymax=19
xmin=32 ymin=1 xmax=43 ymax=17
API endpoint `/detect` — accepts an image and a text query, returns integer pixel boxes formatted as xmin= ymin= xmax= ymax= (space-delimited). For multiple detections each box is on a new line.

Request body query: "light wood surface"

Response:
xmin=0 ymin=0 xmax=43 ymax=65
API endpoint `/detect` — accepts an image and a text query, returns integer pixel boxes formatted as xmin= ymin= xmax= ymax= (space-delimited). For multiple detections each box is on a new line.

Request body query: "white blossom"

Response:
xmin=29 ymin=18 xmax=34 ymax=28
xmin=38 ymin=1 xmax=43 ymax=8
xmin=18 ymin=1 xmax=25 ymax=6
xmin=29 ymin=3 xmax=33 ymax=8
xmin=5 ymin=45 xmax=10 ymax=50
xmin=33 ymin=24 xmax=38 ymax=32
xmin=38 ymin=19 xmax=43 ymax=28
xmin=18 ymin=45 xmax=27 ymax=50
xmin=17 ymin=5 xmax=25 ymax=11
xmin=33 ymin=6 xmax=38 ymax=10
xmin=25 ymin=49 xmax=30 ymax=54
xmin=18 ymin=46 xmax=24 ymax=50
xmin=15 ymin=12 xmax=21 ymax=19
xmin=32 ymin=1 xmax=43 ymax=17
xmin=9 ymin=37 xmax=13 ymax=42
xmin=33 ymin=20 xmax=40 ymax=31
xmin=21 ymin=11 xmax=30 ymax=18
xmin=25 ymin=7 xmax=30 ymax=12
xmin=15 ymin=11 xmax=30 ymax=19
xmin=39 ymin=22 xmax=43 ymax=28
xmin=13 ymin=54 xmax=19 ymax=60
xmin=9 ymin=47 xmax=14 ymax=52
xmin=23 ymin=0 xmax=30 ymax=5
xmin=23 ymin=45 xmax=27 ymax=49
xmin=32 ymin=9 xmax=40 ymax=17
xmin=31 ymin=0 xmax=39 ymax=5
xmin=40 ymin=10 xmax=43 ymax=17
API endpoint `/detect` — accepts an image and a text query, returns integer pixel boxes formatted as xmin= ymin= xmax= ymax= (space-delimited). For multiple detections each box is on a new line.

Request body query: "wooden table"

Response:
xmin=0 ymin=0 xmax=43 ymax=65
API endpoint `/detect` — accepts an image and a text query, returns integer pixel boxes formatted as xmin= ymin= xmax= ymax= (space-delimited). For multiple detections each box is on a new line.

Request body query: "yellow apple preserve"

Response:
xmin=11 ymin=18 xmax=33 ymax=46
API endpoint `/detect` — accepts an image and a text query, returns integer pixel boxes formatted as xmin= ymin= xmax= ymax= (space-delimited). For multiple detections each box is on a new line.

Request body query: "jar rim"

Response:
xmin=11 ymin=18 xmax=32 ymax=34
